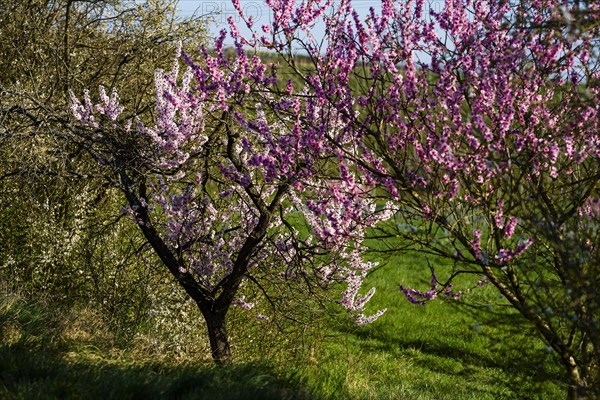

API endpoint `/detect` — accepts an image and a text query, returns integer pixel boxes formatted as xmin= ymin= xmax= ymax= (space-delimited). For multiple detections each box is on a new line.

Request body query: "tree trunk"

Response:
xmin=201 ymin=308 xmax=231 ymax=364
xmin=566 ymin=361 xmax=592 ymax=400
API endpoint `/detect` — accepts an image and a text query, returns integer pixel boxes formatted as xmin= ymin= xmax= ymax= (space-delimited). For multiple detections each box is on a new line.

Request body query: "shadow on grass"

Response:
xmin=0 ymin=344 xmax=313 ymax=400
xmin=0 ymin=295 xmax=314 ymax=400
xmin=337 ymin=302 xmax=566 ymax=399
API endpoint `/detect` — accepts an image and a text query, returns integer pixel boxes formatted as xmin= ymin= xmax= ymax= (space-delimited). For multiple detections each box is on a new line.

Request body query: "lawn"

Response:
xmin=0 ymin=251 xmax=565 ymax=399
xmin=293 ymin=250 xmax=565 ymax=399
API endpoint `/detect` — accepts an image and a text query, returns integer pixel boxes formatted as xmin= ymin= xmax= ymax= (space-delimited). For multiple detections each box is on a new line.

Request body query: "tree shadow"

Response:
xmin=0 ymin=295 xmax=314 ymax=400
xmin=0 ymin=344 xmax=314 ymax=400
xmin=337 ymin=302 xmax=566 ymax=399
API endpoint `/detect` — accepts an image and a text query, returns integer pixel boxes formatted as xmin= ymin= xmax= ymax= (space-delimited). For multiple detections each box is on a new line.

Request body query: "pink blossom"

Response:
xmin=505 ymin=216 xmax=517 ymax=240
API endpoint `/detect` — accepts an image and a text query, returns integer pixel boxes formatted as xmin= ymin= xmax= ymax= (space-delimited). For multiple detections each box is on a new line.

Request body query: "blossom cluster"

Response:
xmin=71 ymin=0 xmax=599 ymax=321
xmin=225 ymin=0 xmax=598 ymax=299
xmin=70 ymin=32 xmax=393 ymax=324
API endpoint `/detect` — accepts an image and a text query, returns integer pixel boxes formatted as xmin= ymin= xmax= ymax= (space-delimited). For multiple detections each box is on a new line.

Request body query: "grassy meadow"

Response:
xmin=1 ymin=250 xmax=565 ymax=399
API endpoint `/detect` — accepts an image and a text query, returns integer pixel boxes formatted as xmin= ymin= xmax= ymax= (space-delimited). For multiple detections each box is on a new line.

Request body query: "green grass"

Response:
xmin=0 ymin=251 xmax=567 ymax=399
xmin=0 ymin=295 xmax=312 ymax=400
xmin=289 ymin=251 xmax=565 ymax=399
xmin=0 ymin=345 xmax=312 ymax=400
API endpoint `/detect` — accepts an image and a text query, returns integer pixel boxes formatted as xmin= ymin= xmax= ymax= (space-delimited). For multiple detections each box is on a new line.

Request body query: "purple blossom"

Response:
xmin=472 ymin=229 xmax=483 ymax=261
xmin=505 ymin=216 xmax=517 ymax=239
xmin=399 ymin=271 xmax=438 ymax=306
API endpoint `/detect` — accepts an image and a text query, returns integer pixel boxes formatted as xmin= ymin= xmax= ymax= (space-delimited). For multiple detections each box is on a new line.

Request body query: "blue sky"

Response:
xmin=176 ymin=0 xmax=383 ymax=48
xmin=175 ymin=0 xmax=447 ymax=57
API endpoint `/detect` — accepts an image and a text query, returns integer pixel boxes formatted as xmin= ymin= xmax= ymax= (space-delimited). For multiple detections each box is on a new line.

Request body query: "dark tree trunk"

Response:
xmin=201 ymin=307 xmax=231 ymax=363
xmin=118 ymin=170 xmax=270 ymax=365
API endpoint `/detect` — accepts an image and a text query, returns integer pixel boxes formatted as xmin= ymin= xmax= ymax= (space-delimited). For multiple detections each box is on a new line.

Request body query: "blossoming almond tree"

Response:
xmin=70 ymin=40 xmax=392 ymax=362
xmin=222 ymin=0 xmax=599 ymax=396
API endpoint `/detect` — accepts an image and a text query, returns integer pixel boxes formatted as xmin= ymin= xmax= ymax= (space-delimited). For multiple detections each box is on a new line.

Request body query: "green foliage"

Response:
xmin=0 ymin=0 xmax=208 ymax=337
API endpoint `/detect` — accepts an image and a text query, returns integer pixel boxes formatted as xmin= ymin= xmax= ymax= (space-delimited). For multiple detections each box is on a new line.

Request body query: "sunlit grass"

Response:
xmin=289 ymin=250 xmax=565 ymax=399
